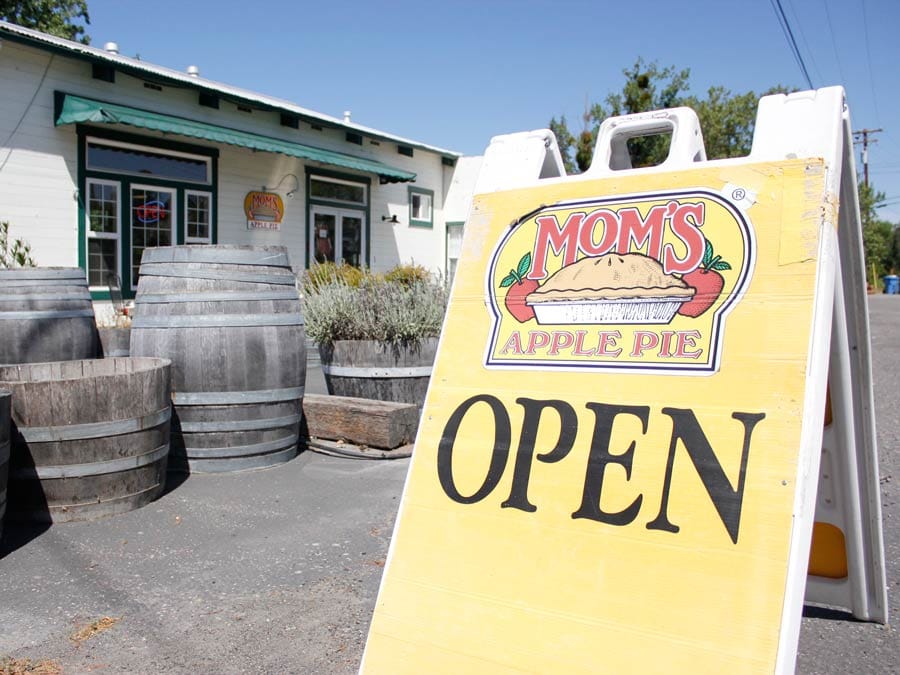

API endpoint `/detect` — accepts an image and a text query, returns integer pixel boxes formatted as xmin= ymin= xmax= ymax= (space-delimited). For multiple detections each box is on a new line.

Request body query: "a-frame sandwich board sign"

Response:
xmin=360 ymin=86 xmax=887 ymax=674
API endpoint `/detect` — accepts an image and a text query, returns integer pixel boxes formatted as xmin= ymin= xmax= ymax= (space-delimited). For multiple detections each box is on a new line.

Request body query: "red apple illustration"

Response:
xmin=500 ymin=252 xmax=539 ymax=323
xmin=677 ymin=240 xmax=731 ymax=318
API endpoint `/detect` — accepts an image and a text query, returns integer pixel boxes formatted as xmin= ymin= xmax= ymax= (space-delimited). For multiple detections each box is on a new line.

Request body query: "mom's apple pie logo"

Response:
xmin=485 ymin=189 xmax=755 ymax=374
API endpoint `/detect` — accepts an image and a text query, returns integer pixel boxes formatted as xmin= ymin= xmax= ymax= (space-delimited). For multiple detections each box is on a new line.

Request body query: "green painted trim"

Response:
xmin=78 ymin=125 xmax=219 ymax=298
xmin=76 ymin=126 xmax=87 ymax=277
xmin=59 ymin=92 xmax=413 ymax=182
xmin=408 ymin=186 xmax=435 ymax=229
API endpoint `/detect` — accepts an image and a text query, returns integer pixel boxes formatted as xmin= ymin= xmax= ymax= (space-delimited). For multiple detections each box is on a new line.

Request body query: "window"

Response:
xmin=408 ymin=187 xmax=434 ymax=228
xmin=185 ymin=190 xmax=213 ymax=243
xmin=79 ymin=129 xmax=217 ymax=297
xmin=86 ymin=178 xmax=120 ymax=287
xmin=87 ymin=138 xmax=211 ymax=184
xmin=307 ymin=171 xmax=370 ymax=269
xmin=130 ymin=185 xmax=175 ymax=284
xmin=309 ymin=176 xmax=366 ymax=205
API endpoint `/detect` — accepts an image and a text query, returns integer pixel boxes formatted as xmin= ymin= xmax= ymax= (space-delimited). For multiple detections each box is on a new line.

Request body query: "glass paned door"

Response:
xmin=312 ymin=211 xmax=336 ymax=264
xmin=131 ymin=185 xmax=175 ymax=288
xmin=310 ymin=206 xmax=365 ymax=267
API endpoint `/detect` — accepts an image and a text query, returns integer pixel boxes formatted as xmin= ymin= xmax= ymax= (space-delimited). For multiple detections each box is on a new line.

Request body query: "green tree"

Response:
xmin=858 ymin=182 xmax=899 ymax=285
xmin=550 ymin=58 xmax=789 ymax=171
xmin=0 ymin=0 xmax=90 ymax=43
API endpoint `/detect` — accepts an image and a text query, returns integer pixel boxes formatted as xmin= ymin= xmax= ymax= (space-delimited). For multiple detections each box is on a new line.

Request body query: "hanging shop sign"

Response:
xmin=244 ymin=191 xmax=284 ymax=231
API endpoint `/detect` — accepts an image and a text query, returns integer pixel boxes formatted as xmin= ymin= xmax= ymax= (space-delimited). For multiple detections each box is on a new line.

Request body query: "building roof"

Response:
xmin=0 ymin=20 xmax=461 ymax=161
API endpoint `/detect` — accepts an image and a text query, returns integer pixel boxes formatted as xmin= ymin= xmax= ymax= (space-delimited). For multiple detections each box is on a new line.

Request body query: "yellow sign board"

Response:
xmin=362 ymin=159 xmax=832 ymax=673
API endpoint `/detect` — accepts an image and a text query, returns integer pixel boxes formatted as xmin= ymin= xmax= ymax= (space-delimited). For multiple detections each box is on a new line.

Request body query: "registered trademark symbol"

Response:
xmin=732 ymin=188 xmax=746 ymax=201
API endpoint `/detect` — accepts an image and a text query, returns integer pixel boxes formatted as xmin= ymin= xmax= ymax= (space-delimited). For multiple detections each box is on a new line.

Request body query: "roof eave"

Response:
xmin=0 ymin=21 xmax=463 ymax=161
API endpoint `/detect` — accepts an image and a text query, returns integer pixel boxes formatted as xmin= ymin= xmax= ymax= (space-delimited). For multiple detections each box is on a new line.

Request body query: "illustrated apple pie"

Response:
xmin=525 ymin=252 xmax=695 ymax=324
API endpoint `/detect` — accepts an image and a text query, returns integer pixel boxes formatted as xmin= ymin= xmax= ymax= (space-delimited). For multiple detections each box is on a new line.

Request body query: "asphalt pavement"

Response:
xmin=0 ymin=298 xmax=898 ymax=674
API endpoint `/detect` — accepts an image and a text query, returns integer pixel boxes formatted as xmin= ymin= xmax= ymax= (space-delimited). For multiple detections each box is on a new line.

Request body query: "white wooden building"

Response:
xmin=0 ymin=21 xmax=470 ymax=302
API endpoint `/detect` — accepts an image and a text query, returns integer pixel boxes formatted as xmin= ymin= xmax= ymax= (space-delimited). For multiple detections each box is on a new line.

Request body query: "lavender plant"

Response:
xmin=301 ymin=264 xmax=448 ymax=346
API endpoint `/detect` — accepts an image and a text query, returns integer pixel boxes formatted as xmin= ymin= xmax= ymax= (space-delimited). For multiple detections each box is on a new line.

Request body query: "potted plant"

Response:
xmin=301 ymin=262 xmax=448 ymax=407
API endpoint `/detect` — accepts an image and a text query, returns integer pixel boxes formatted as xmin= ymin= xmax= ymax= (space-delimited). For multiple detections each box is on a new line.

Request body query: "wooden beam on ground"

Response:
xmin=302 ymin=393 xmax=420 ymax=450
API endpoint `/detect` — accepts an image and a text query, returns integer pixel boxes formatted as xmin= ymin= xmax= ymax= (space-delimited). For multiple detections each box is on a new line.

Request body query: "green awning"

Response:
xmin=54 ymin=92 xmax=416 ymax=183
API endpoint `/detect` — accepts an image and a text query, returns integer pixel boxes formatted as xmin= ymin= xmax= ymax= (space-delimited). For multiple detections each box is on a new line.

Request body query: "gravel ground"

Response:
xmin=0 ymin=297 xmax=898 ymax=674
xmin=0 ymin=451 xmax=408 ymax=674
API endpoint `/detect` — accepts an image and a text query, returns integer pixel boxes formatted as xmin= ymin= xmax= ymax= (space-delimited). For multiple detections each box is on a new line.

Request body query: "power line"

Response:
xmin=821 ymin=0 xmax=846 ymax=83
xmin=769 ymin=0 xmax=814 ymax=89
xmin=859 ymin=0 xmax=881 ymax=125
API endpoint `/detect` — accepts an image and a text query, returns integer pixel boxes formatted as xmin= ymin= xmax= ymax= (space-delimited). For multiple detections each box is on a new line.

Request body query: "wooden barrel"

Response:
xmin=130 ymin=245 xmax=306 ymax=473
xmin=0 ymin=358 xmax=171 ymax=523
xmin=319 ymin=338 xmax=437 ymax=407
xmin=0 ymin=267 xmax=99 ymax=364
xmin=0 ymin=389 xmax=10 ymax=540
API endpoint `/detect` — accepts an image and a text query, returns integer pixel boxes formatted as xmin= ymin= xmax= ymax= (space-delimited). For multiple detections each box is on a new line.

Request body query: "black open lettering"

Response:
xmin=571 ymin=403 xmax=649 ymax=526
xmin=646 ymin=409 xmax=766 ymax=544
xmin=502 ymin=398 xmax=577 ymax=512
xmin=437 ymin=394 xmax=511 ymax=504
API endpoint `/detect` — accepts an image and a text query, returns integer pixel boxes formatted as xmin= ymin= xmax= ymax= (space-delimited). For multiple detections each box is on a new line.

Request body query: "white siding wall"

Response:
xmin=0 ymin=38 xmax=455 ymax=276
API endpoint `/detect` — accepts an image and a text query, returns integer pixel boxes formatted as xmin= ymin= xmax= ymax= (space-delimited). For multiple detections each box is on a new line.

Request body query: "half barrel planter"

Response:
xmin=0 ymin=389 xmax=10 ymax=540
xmin=0 ymin=267 xmax=99 ymax=364
xmin=319 ymin=338 xmax=438 ymax=408
xmin=0 ymin=358 xmax=172 ymax=523
xmin=130 ymin=245 xmax=306 ymax=473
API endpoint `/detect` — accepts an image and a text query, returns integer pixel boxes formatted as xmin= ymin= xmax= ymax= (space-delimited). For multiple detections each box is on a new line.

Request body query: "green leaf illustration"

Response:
xmin=702 ymin=239 xmax=714 ymax=266
xmin=712 ymin=261 xmax=732 ymax=271
xmin=516 ymin=252 xmax=532 ymax=278
xmin=500 ymin=274 xmax=516 ymax=287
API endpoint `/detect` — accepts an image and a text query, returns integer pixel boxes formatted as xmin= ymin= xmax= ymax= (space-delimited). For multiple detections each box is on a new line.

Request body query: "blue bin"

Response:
xmin=884 ymin=275 xmax=900 ymax=295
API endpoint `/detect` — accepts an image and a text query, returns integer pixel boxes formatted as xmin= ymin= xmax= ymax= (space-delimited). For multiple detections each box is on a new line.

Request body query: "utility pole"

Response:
xmin=853 ymin=128 xmax=882 ymax=188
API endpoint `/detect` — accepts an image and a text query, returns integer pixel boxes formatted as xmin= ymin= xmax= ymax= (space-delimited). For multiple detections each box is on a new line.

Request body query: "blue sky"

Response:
xmin=85 ymin=0 xmax=900 ymax=221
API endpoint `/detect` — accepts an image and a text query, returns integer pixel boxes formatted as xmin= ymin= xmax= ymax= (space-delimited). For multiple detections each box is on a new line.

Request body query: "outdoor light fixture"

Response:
xmin=382 ymin=214 xmax=399 ymax=223
xmin=263 ymin=173 xmax=300 ymax=198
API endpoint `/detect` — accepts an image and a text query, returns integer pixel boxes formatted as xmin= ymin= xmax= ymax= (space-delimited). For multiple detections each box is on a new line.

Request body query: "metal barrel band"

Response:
xmin=186 ymin=445 xmax=297 ymax=472
xmin=0 ymin=309 xmax=95 ymax=320
xmin=0 ymin=292 xmax=92 ymax=301
xmin=10 ymin=442 xmax=169 ymax=480
xmin=176 ymin=413 xmax=301 ymax=433
xmin=180 ymin=433 xmax=299 ymax=459
xmin=0 ymin=439 xmax=9 ymax=463
xmin=0 ymin=281 xmax=89 ymax=290
xmin=135 ymin=289 xmax=300 ymax=303
xmin=321 ymin=364 xmax=433 ymax=378
xmin=132 ymin=313 xmax=304 ymax=328
xmin=0 ymin=270 xmax=87 ymax=280
xmin=173 ymin=386 xmax=305 ymax=405
xmin=141 ymin=248 xmax=292 ymax=267
xmin=138 ymin=264 xmax=297 ymax=286
xmin=17 ymin=406 xmax=171 ymax=442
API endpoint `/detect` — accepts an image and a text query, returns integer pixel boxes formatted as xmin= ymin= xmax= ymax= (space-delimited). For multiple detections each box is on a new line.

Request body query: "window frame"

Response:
xmin=408 ymin=186 xmax=434 ymax=228
xmin=85 ymin=135 xmax=213 ymax=185
xmin=129 ymin=183 xmax=178 ymax=290
xmin=77 ymin=126 xmax=218 ymax=299
xmin=308 ymin=174 xmax=368 ymax=206
xmin=85 ymin=177 xmax=122 ymax=289
xmin=184 ymin=189 xmax=214 ymax=244
xmin=305 ymin=168 xmax=371 ymax=269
